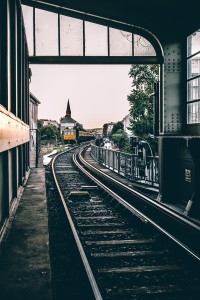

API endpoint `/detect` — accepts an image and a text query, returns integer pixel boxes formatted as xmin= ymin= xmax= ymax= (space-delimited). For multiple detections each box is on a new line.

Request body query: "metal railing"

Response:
xmin=90 ymin=145 xmax=159 ymax=187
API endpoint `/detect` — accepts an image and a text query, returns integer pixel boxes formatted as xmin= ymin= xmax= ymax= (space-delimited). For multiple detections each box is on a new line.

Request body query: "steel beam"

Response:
xmin=29 ymin=55 xmax=162 ymax=64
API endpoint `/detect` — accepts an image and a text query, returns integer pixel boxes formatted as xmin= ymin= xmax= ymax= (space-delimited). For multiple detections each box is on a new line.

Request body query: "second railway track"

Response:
xmin=49 ymin=145 xmax=200 ymax=300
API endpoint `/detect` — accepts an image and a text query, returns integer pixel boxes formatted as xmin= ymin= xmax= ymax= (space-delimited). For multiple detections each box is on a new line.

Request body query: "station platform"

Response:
xmin=0 ymin=153 xmax=53 ymax=300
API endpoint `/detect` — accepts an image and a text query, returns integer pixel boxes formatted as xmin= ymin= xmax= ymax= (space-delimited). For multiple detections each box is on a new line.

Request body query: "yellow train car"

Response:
xmin=63 ymin=128 xmax=76 ymax=143
xmin=63 ymin=128 xmax=95 ymax=144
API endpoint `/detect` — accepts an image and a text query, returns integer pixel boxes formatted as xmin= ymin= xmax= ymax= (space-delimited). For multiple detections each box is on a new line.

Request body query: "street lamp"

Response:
xmin=136 ymin=136 xmax=153 ymax=157
xmin=130 ymin=135 xmax=153 ymax=157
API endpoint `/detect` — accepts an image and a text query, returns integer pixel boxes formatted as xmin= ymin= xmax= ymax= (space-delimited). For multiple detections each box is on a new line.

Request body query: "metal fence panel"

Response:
xmin=91 ymin=145 xmax=159 ymax=187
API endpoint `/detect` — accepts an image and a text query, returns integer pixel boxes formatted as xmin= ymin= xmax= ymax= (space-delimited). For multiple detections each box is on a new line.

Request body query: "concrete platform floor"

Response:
xmin=0 ymin=164 xmax=53 ymax=300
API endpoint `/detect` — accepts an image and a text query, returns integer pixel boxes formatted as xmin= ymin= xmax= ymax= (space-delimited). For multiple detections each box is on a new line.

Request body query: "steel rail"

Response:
xmin=76 ymin=147 xmax=200 ymax=262
xmin=52 ymin=149 xmax=103 ymax=300
xmin=80 ymin=147 xmax=200 ymax=230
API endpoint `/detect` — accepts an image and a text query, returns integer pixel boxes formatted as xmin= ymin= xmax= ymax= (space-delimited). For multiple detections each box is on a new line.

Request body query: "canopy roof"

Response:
xmin=22 ymin=0 xmax=200 ymax=39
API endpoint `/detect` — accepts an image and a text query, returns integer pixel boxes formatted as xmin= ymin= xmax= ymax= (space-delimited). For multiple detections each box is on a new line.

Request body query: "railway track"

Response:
xmin=81 ymin=146 xmax=200 ymax=259
xmin=50 ymin=145 xmax=200 ymax=299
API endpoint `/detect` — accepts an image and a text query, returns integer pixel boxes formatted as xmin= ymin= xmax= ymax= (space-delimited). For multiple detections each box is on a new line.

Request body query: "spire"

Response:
xmin=66 ymin=99 xmax=71 ymax=117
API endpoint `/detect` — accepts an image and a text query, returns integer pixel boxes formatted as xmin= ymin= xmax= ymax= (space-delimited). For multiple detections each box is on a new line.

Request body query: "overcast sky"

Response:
xmin=30 ymin=64 xmax=132 ymax=129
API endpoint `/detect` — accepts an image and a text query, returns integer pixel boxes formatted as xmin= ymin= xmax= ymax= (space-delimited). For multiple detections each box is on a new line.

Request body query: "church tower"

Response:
xmin=66 ymin=99 xmax=71 ymax=117
xmin=60 ymin=98 xmax=82 ymax=135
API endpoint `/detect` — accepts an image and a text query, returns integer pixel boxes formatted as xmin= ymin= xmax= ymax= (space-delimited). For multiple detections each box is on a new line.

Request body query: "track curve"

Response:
xmin=50 ymin=145 xmax=200 ymax=299
xmin=78 ymin=146 xmax=200 ymax=260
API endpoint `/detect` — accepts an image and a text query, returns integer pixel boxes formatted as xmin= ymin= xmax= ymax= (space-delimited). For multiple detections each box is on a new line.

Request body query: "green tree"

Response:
xmin=103 ymin=123 xmax=108 ymax=137
xmin=128 ymin=65 xmax=159 ymax=136
xmin=110 ymin=121 xmax=123 ymax=135
xmin=37 ymin=120 xmax=43 ymax=130
xmin=111 ymin=129 xmax=130 ymax=152
xmin=40 ymin=124 xmax=60 ymax=140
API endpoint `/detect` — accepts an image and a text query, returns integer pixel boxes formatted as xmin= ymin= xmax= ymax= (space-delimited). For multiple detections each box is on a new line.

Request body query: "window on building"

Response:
xmin=187 ymin=29 xmax=200 ymax=124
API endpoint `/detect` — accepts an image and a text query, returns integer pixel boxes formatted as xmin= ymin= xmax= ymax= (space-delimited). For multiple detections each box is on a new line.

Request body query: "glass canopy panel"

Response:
xmin=187 ymin=55 xmax=200 ymax=78
xmin=187 ymin=30 xmax=200 ymax=56
xmin=22 ymin=5 xmax=33 ymax=56
xmin=109 ymin=28 xmax=132 ymax=56
xmin=35 ymin=9 xmax=58 ymax=55
xmin=85 ymin=22 xmax=108 ymax=56
xmin=187 ymin=78 xmax=200 ymax=101
xmin=134 ymin=35 xmax=156 ymax=56
xmin=60 ymin=15 xmax=83 ymax=56
xmin=187 ymin=102 xmax=200 ymax=123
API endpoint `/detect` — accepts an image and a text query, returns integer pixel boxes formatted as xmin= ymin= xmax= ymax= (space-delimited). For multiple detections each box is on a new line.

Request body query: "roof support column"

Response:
xmin=162 ymin=41 xmax=187 ymax=135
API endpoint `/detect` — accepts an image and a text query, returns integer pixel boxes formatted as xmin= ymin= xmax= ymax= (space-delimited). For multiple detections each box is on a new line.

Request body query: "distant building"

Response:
xmin=30 ymin=92 xmax=41 ymax=131
xmin=30 ymin=92 xmax=41 ymax=149
xmin=60 ymin=99 xmax=82 ymax=134
xmin=103 ymin=122 xmax=114 ymax=136
xmin=122 ymin=113 xmax=132 ymax=136
xmin=107 ymin=122 xmax=114 ymax=135
xmin=39 ymin=118 xmax=59 ymax=128
xmin=87 ymin=128 xmax=103 ymax=138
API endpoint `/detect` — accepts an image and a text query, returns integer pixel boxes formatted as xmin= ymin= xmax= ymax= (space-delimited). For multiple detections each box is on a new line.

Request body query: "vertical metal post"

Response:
xmin=154 ymin=81 xmax=160 ymax=136
xmin=151 ymin=158 xmax=154 ymax=185
xmin=107 ymin=27 xmax=110 ymax=56
xmin=99 ymin=147 xmax=101 ymax=163
xmin=112 ymin=150 xmax=114 ymax=170
xmin=83 ymin=20 xmax=85 ymax=56
xmin=132 ymin=33 xmax=134 ymax=56
xmin=58 ymin=14 xmax=61 ymax=56
xmin=33 ymin=7 xmax=36 ymax=56
xmin=125 ymin=155 xmax=127 ymax=176
xmin=131 ymin=154 xmax=134 ymax=179
xmin=159 ymin=64 xmax=164 ymax=134
xmin=118 ymin=151 xmax=120 ymax=174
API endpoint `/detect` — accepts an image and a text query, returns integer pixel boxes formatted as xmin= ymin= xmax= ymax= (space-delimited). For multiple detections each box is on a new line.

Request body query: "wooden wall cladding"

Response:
xmin=0 ymin=105 xmax=29 ymax=153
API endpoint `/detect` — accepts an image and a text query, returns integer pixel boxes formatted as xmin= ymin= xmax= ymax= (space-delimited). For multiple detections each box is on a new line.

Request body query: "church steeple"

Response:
xmin=66 ymin=99 xmax=71 ymax=117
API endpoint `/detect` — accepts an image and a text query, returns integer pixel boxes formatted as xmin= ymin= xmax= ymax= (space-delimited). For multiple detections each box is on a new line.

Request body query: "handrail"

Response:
xmin=90 ymin=144 xmax=159 ymax=187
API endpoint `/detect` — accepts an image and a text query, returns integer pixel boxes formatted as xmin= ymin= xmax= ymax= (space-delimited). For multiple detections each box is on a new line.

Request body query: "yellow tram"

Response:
xmin=63 ymin=128 xmax=94 ymax=143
